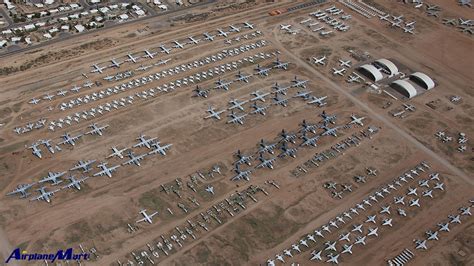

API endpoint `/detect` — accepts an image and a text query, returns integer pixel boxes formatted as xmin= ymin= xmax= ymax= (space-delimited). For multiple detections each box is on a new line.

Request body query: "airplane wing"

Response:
xmin=136 ymin=217 xmax=147 ymax=223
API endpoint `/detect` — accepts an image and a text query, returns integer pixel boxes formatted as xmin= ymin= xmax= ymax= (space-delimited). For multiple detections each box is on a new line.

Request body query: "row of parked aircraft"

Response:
xmin=90 ymin=22 xmax=255 ymax=73
xmin=379 ymin=14 xmax=416 ymax=34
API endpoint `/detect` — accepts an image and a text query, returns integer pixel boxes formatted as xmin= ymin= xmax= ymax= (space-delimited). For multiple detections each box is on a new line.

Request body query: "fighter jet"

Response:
xmin=39 ymin=171 xmax=66 ymax=185
xmin=250 ymin=90 xmax=270 ymax=102
xmin=394 ymin=196 xmax=405 ymax=205
xmin=93 ymin=162 xmax=120 ymax=178
xmin=70 ymin=160 xmax=96 ymax=173
xmin=6 ymin=182 xmax=36 ymax=198
xmin=30 ymin=187 xmax=60 ymax=203
xmin=62 ymin=175 xmax=89 ymax=190
xmin=136 ymin=209 xmax=158 ymax=224
xmin=85 ymin=123 xmax=109 ymax=136
xmin=205 ymin=185 xmax=214 ymax=195
xmin=133 ymin=134 xmax=157 ymax=149
xmin=58 ymin=133 xmax=83 ymax=146
xmin=148 ymin=142 xmax=172 ymax=156
xmin=123 ymin=151 xmax=147 ymax=166
xmin=254 ymin=64 xmax=271 ymax=76
xmin=349 ymin=114 xmax=365 ymax=126
xmin=204 ymin=106 xmax=226 ymax=120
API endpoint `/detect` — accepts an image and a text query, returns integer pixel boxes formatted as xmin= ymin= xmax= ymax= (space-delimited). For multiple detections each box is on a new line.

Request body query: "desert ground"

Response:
xmin=0 ymin=0 xmax=472 ymax=265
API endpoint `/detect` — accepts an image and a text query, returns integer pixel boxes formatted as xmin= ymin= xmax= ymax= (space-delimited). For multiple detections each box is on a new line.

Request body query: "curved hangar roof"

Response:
xmin=358 ymin=64 xmax=383 ymax=82
xmin=374 ymin=59 xmax=399 ymax=76
xmin=391 ymin=80 xmax=417 ymax=98
xmin=410 ymin=72 xmax=435 ymax=90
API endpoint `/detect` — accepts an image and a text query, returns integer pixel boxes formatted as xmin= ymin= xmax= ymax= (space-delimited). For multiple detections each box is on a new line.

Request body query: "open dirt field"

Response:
xmin=0 ymin=0 xmax=472 ymax=265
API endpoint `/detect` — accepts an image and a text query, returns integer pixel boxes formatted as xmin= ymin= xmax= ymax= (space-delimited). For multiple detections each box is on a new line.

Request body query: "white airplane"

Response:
xmin=28 ymin=97 xmax=41 ymax=105
xmin=307 ymin=96 xmax=327 ymax=107
xmin=173 ymin=40 xmax=185 ymax=49
xmin=91 ymin=64 xmax=105 ymax=73
xmin=123 ymin=151 xmax=147 ymax=166
xmin=230 ymin=167 xmax=252 ymax=181
xmin=403 ymin=27 xmax=415 ymax=34
xmin=58 ymin=133 xmax=83 ymax=146
xmin=349 ymin=114 xmax=365 ymax=126
xmin=39 ymin=171 xmax=66 ymax=185
xmin=280 ymin=24 xmax=292 ymax=31
xmin=449 ymin=214 xmax=461 ymax=224
xmin=70 ymin=160 xmax=96 ymax=172
xmin=204 ymin=106 xmax=226 ymax=120
xmin=380 ymin=205 xmax=391 ymax=214
xmin=352 ymin=224 xmax=363 ymax=233
xmin=272 ymin=83 xmax=290 ymax=95
xmin=215 ymin=78 xmax=233 ymax=90
xmin=62 ymin=175 xmax=89 ymax=190
xmin=460 ymin=206 xmax=471 ymax=216
xmin=228 ymin=99 xmax=248 ymax=111
xmin=227 ymin=111 xmax=247 ymax=125
xmin=203 ymin=32 xmax=215 ymax=41
xmin=107 ymin=146 xmax=127 ymax=159
xmin=93 ymin=162 xmax=120 ymax=178
xmin=30 ymin=187 xmax=60 ymax=203
xmin=312 ymin=56 xmax=327 ymax=65
xmin=134 ymin=134 xmax=157 ymax=149
xmin=438 ymin=222 xmax=450 ymax=232
xmin=159 ymin=44 xmax=172 ymax=54
xmin=229 ymin=24 xmax=241 ymax=32
xmin=310 ymin=250 xmax=322 ymax=261
xmin=205 ymin=185 xmax=214 ymax=195
xmin=136 ymin=209 xmax=158 ymax=224
xmin=339 ymin=59 xmax=351 ymax=68
xmin=320 ymin=30 xmax=333 ymax=36
xmin=382 ymin=218 xmax=393 ymax=227
xmin=126 ymin=54 xmax=139 ymax=63
xmin=250 ymin=103 xmax=269 ymax=116
xmin=366 ymin=215 xmax=377 ymax=223
xmin=426 ymin=230 xmax=439 ymax=241
xmin=154 ymin=58 xmax=171 ymax=66
xmin=6 ymin=182 xmax=36 ymax=198
xmin=433 ymin=182 xmax=444 ymax=191
xmin=332 ymin=67 xmax=346 ymax=76
xmin=143 ymin=50 xmax=157 ymax=59
xmin=217 ymin=28 xmax=229 ymax=37
xmin=109 ymin=59 xmax=122 ymax=68
xmin=325 ymin=241 xmax=337 ymax=252
xmin=354 ymin=235 xmax=366 ymax=245
xmin=347 ymin=74 xmax=362 ymax=83
xmin=409 ymin=198 xmax=421 ymax=207
xmin=244 ymin=22 xmax=254 ymax=29
xmin=326 ymin=253 xmax=340 ymax=264
xmin=29 ymin=143 xmax=43 ymax=158
xmin=85 ymin=123 xmax=109 ymax=136
xmin=188 ymin=36 xmax=200 ymax=45
xmin=415 ymin=239 xmax=428 ymax=250
xmin=70 ymin=85 xmax=81 ymax=93
xmin=339 ymin=232 xmax=351 ymax=242
xmin=148 ymin=142 xmax=172 ymax=156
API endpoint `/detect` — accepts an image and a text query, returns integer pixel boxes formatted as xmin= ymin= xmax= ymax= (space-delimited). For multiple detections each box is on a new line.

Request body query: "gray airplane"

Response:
xmin=258 ymin=139 xmax=277 ymax=154
xmin=321 ymin=125 xmax=340 ymax=137
xmin=250 ymin=90 xmax=270 ymax=102
xmin=39 ymin=171 xmax=66 ymax=185
xmin=254 ymin=64 xmax=271 ymax=76
xmin=291 ymin=76 xmax=309 ymax=88
xmin=307 ymin=95 xmax=328 ymax=106
xmin=278 ymin=142 xmax=297 ymax=158
xmin=123 ymin=151 xmax=147 ymax=166
xmin=133 ymin=134 xmax=157 ymax=149
xmin=6 ymin=182 xmax=36 ymax=198
xmin=30 ymin=187 xmax=60 ymax=203
xmin=93 ymin=162 xmax=121 ymax=178
xmin=273 ymin=93 xmax=289 ymax=107
xmin=205 ymin=106 xmax=226 ymax=120
xmin=236 ymin=71 xmax=252 ymax=83
xmin=70 ymin=160 xmax=96 ymax=172
xmin=85 ymin=123 xmax=109 ymax=136
xmin=62 ymin=175 xmax=89 ymax=190
xmin=148 ymin=142 xmax=173 ymax=156
xmin=29 ymin=143 xmax=43 ymax=158
xmin=58 ymin=133 xmax=83 ymax=146
xmin=227 ymin=111 xmax=247 ymax=125
xmin=273 ymin=57 xmax=289 ymax=70
xmin=107 ymin=146 xmax=128 ymax=159
xmin=250 ymin=103 xmax=269 ymax=116
xmin=234 ymin=150 xmax=253 ymax=166
xmin=256 ymin=153 xmax=276 ymax=169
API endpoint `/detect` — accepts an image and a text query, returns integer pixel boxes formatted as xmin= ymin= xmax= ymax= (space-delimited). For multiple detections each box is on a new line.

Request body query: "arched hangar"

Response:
xmin=409 ymin=72 xmax=435 ymax=90
xmin=358 ymin=64 xmax=383 ymax=82
xmin=391 ymin=79 xmax=418 ymax=99
xmin=374 ymin=59 xmax=399 ymax=76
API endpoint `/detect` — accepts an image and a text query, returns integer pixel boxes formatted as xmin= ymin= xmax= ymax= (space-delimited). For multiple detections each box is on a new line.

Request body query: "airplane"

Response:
xmin=272 ymin=82 xmax=290 ymax=95
xmin=433 ymin=182 xmax=444 ymax=191
xmin=409 ymin=198 xmax=421 ymax=207
xmin=229 ymin=24 xmax=241 ymax=32
xmin=70 ymin=160 xmax=96 ymax=172
xmin=326 ymin=253 xmax=340 ymax=264
xmin=234 ymin=150 xmax=253 ymax=166
xmin=354 ymin=175 xmax=367 ymax=183
xmin=407 ymin=187 xmax=418 ymax=196
xmin=93 ymin=162 xmax=121 ymax=178
xmin=159 ymin=44 xmax=172 ymax=54
xmin=312 ymin=56 xmax=327 ymax=66
xmin=230 ymin=167 xmax=252 ymax=181
xmin=173 ymin=40 xmax=185 ymax=49
xmin=133 ymin=134 xmax=157 ymax=149
xmin=250 ymin=103 xmax=269 ymax=116
xmin=354 ymin=235 xmax=367 ymax=245
xmin=43 ymin=93 xmax=55 ymax=100
xmin=307 ymin=95 xmax=328 ymax=107
xmin=339 ymin=59 xmax=351 ymax=68
xmin=244 ymin=22 xmax=254 ymax=29
xmin=459 ymin=18 xmax=473 ymax=26
xmin=339 ymin=232 xmax=351 ymax=242
xmin=279 ymin=142 xmax=297 ymax=158
xmin=366 ymin=215 xmax=377 ymax=223
xmin=256 ymin=153 xmax=276 ymax=169
xmin=314 ymin=229 xmax=324 ymax=238
xmin=204 ymin=106 xmax=226 ymax=120
xmin=107 ymin=146 xmax=128 ymax=159
xmin=39 ymin=171 xmax=66 ymax=185
xmin=422 ymin=189 xmax=433 ymax=198
xmin=109 ymin=59 xmax=122 ymax=68
xmin=126 ymin=54 xmax=139 ymax=63
xmin=320 ymin=110 xmax=337 ymax=124
xmin=380 ymin=205 xmax=391 ymax=214
xmin=136 ymin=209 xmax=158 ymax=224
xmin=352 ymin=224 xmax=364 ymax=233
xmin=325 ymin=241 xmax=337 ymax=252
xmin=449 ymin=214 xmax=461 ymax=224
xmin=341 ymin=244 xmax=353 ymax=254
xmin=293 ymin=90 xmax=312 ymax=99
xmin=250 ymin=90 xmax=270 ymax=102
xmin=143 ymin=50 xmax=157 ymax=59
xmin=394 ymin=196 xmax=405 ymax=205
xmin=320 ymin=30 xmax=333 ymax=36
xmin=280 ymin=24 xmax=292 ymax=31
xmin=215 ymin=78 xmax=233 ymax=90
xmin=310 ymin=250 xmax=323 ymax=261
xmin=85 ymin=123 xmax=109 ymax=136
xmin=426 ymin=230 xmax=439 ymax=241
xmin=460 ymin=206 xmax=471 ymax=216
xmin=292 ymin=244 xmax=301 ymax=253
xmin=254 ymin=64 xmax=271 ymax=76
xmin=228 ymin=99 xmax=248 ymax=111
xmin=205 ymin=185 xmax=214 ymax=195
xmin=349 ymin=114 xmax=365 ymax=126
xmin=123 ymin=151 xmax=147 ymax=166
xmin=188 ymin=36 xmax=200 ymax=45
xmin=438 ymin=222 xmax=450 ymax=232
xmin=193 ymin=86 xmax=209 ymax=98
xmin=301 ymin=133 xmax=320 ymax=147
xmin=91 ymin=64 xmax=105 ymax=73
xmin=283 ymin=249 xmax=292 ymax=258
xmin=367 ymin=168 xmax=378 ymax=176
xmin=217 ymin=28 xmax=229 ymax=37
xmin=148 ymin=142 xmax=172 ymax=156
xmin=6 ymin=182 xmax=36 ymax=198
xmin=273 ymin=57 xmax=289 ymax=70
xmin=58 ymin=133 xmax=82 ymax=146
xmin=236 ymin=71 xmax=252 ymax=83
xmin=29 ymin=143 xmax=43 ymax=158
xmin=347 ymin=74 xmax=362 ymax=83
xmin=382 ymin=218 xmax=393 ymax=227
xmin=307 ymin=234 xmax=316 ymax=242
xmin=415 ymin=239 xmax=428 ymax=250
xmin=279 ymin=129 xmax=297 ymax=144
xmin=30 ymin=187 xmax=60 ymax=203
xmin=227 ymin=111 xmax=247 ymax=125
xmin=203 ymin=32 xmax=215 ymax=41
xmin=332 ymin=68 xmax=346 ymax=76
xmin=291 ymin=76 xmax=309 ymax=88
xmin=379 ymin=14 xmax=390 ymax=21
xmin=321 ymin=125 xmax=340 ymax=137
xmin=70 ymin=85 xmax=81 ymax=93
xmin=29 ymin=97 xmax=41 ymax=105
xmin=273 ymin=93 xmax=289 ymax=107
xmin=398 ymin=208 xmax=407 ymax=217
xmin=62 ymin=175 xmax=89 ymax=190
xmin=258 ymin=139 xmax=277 ymax=154
xmin=403 ymin=27 xmax=415 ymax=34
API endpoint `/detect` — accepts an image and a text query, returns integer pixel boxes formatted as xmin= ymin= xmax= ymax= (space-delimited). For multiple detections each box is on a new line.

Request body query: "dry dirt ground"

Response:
xmin=0 ymin=0 xmax=472 ymax=265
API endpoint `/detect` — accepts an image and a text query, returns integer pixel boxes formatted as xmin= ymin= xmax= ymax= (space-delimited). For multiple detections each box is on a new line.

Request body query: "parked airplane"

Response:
xmin=332 ymin=68 xmax=346 ymax=76
xmin=143 ymin=50 xmax=157 ymax=59
xmin=280 ymin=24 xmax=292 ymax=31
xmin=29 ymin=143 xmax=43 ymax=158
xmin=93 ymin=162 xmax=120 ymax=178
xmin=134 ymin=134 xmax=157 ymax=149
xmin=217 ymin=28 xmax=229 ymax=37
xmin=409 ymin=198 xmax=421 ymax=207
xmin=123 ymin=151 xmax=147 ymax=166
xmin=70 ymin=160 xmax=96 ymax=172
xmin=291 ymin=76 xmax=309 ymax=88
xmin=310 ymin=250 xmax=323 ymax=261
xmin=39 ymin=171 xmax=66 ymax=185
xmin=30 ymin=187 xmax=60 ymax=203
xmin=173 ymin=40 xmax=185 ymax=49
xmin=229 ymin=24 xmax=241 ymax=32
xmin=250 ymin=90 xmax=270 ymax=102
xmin=193 ymin=86 xmax=209 ymax=98
xmin=438 ymin=222 xmax=450 ymax=232
xmin=228 ymin=99 xmax=248 ymax=111
xmin=321 ymin=125 xmax=340 ymax=137
xmin=85 ymin=123 xmax=109 ymax=136
xmin=449 ymin=214 xmax=461 ymax=224
xmin=107 ymin=146 xmax=128 ymax=159
xmin=62 ymin=175 xmax=89 ymax=190
xmin=234 ymin=150 xmax=253 ymax=166
xmin=136 ymin=209 xmax=158 ymax=224
xmin=91 ymin=64 xmax=105 ymax=73
xmin=382 ymin=218 xmax=393 ymax=227
xmin=58 ymin=133 xmax=82 ymax=146
xmin=326 ymin=253 xmax=340 ymax=264
xmin=273 ymin=57 xmax=289 ymax=70
xmin=258 ymin=139 xmax=277 ymax=154
xmin=250 ymin=103 xmax=269 ymax=116
xmin=6 ymin=182 xmax=36 ymax=198
xmin=188 ymin=36 xmax=200 ymax=45
xmin=354 ymin=235 xmax=367 ymax=245
xmin=426 ymin=230 xmax=439 ymax=241
xmin=339 ymin=59 xmax=351 ymax=68
xmin=205 ymin=106 xmax=226 ymax=120
xmin=256 ymin=153 xmax=276 ymax=169
xmin=205 ymin=185 xmax=214 ymax=195
xmin=230 ymin=166 xmax=252 ymax=181
xmin=148 ymin=142 xmax=172 ymax=156
xmin=349 ymin=114 xmax=365 ymax=126
xmin=278 ymin=142 xmax=297 ymax=158
xmin=159 ymin=44 xmax=172 ymax=54
xmin=312 ymin=56 xmax=327 ymax=65
xmin=215 ymin=78 xmax=233 ymax=90
xmin=301 ymin=133 xmax=320 ymax=147
xmin=203 ymin=32 xmax=215 ymax=41
xmin=307 ymin=95 xmax=328 ymax=106
xmin=415 ymin=239 xmax=428 ymax=250
xmin=236 ymin=71 xmax=252 ymax=83
xmin=109 ymin=59 xmax=122 ymax=68
xmin=126 ymin=54 xmax=139 ymax=63
xmin=227 ymin=111 xmax=247 ymax=125
xmin=272 ymin=82 xmax=290 ymax=95
xmin=273 ymin=93 xmax=289 ymax=107
xmin=254 ymin=64 xmax=271 ymax=76
xmin=294 ymin=90 xmax=312 ymax=99
xmin=244 ymin=22 xmax=254 ymax=29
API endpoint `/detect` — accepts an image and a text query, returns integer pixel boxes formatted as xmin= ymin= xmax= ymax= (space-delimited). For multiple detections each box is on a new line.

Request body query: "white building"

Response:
xmin=74 ymin=24 xmax=85 ymax=32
